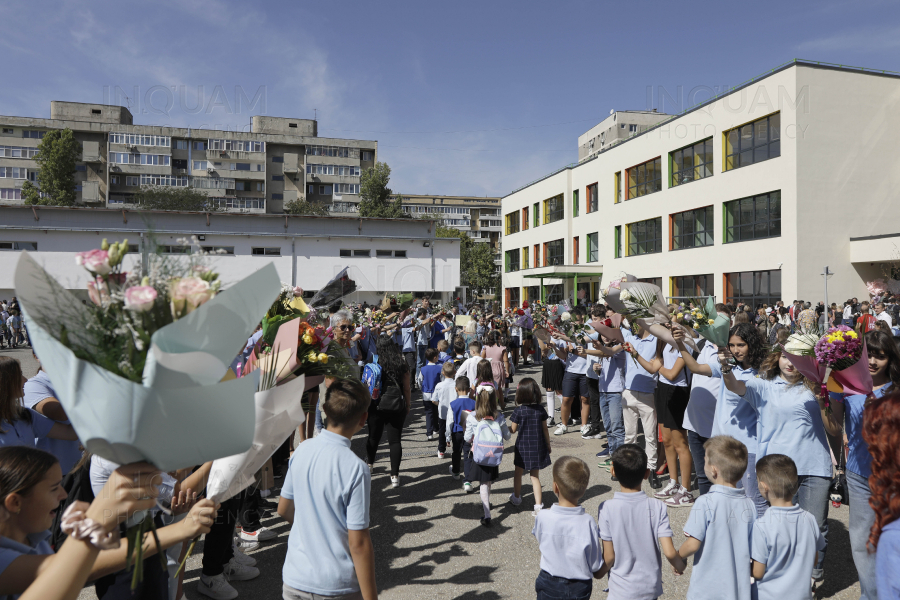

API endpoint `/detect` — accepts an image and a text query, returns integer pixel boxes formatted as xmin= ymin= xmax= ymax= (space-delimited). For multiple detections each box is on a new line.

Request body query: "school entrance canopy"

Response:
xmin=520 ymin=265 xmax=604 ymax=306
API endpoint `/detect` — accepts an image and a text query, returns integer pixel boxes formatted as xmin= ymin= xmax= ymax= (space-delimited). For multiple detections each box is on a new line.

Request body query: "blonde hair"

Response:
xmin=552 ymin=456 xmax=591 ymax=503
xmin=704 ymin=435 xmax=748 ymax=484
xmin=474 ymin=388 xmax=498 ymax=421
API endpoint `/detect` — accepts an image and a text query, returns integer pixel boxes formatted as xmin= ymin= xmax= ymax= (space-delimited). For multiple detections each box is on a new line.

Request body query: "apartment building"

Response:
xmin=501 ymin=60 xmax=900 ymax=309
xmin=0 ymin=101 xmax=377 ymax=214
xmin=578 ymin=110 xmax=670 ymax=162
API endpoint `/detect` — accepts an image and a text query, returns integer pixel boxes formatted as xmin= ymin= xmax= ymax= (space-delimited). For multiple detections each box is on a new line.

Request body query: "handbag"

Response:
xmin=829 ymin=443 xmax=849 ymax=508
xmin=377 ymin=370 xmax=406 ymax=413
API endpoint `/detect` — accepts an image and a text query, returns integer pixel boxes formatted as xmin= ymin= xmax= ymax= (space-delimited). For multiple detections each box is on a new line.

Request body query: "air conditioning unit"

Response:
xmin=207 ymin=168 xmax=216 ymax=174
xmin=128 ymin=145 xmax=138 ymax=151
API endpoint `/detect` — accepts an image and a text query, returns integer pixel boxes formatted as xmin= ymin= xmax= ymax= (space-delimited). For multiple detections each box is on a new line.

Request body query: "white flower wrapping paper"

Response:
xmin=15 ymin=252 xmax=281 ymax=471
xmin=605 ymin=275 xmax=698 ymax=351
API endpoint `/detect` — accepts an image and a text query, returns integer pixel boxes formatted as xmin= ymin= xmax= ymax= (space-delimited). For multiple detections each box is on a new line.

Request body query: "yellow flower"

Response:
xmin=676 ymin=313 xmax=684 ymax=319
xmin=708 ymin=319 xmax=715 ymax=325
xmin=317 ymin=353 xmax=329 ymax=364
xmin=302 ymin=334 xmax=315 ymax=345
xmin=693 ymin=323 xmax=700 ymax=330
xmin=306 ymin=352 xmax=318 ymax=363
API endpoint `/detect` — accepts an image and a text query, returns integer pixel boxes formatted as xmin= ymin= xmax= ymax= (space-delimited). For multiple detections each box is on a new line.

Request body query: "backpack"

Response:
xmin=472 ymin=417 xmax=504 ymax=467
xmin=362 ymin=354 xmax=383 ymax=401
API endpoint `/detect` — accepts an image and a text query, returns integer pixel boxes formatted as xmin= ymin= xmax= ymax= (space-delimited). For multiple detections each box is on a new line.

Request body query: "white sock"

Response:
xmin=546 ymin=391 xmax=555 ymax=417
xmin=480 ymin=483 xmax=492 ymax=519
xmin=534 ymin=504 xmax=543 ymax=512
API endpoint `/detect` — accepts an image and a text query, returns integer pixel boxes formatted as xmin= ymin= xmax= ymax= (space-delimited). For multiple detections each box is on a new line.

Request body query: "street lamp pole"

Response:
xmin=822 ymin=266 xmax=834 ymax=328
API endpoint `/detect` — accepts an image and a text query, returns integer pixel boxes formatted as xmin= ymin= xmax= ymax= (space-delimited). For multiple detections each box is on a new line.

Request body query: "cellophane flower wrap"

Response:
xmin=815 ymin=326 xmax=873 ymax=397
xmin=685 ymin=296 xmax=731 ymax=348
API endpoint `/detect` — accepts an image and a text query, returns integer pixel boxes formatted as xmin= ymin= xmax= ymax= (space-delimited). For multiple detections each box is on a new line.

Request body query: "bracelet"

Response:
xmin=60 ymin=504 xmax=121 ymax=550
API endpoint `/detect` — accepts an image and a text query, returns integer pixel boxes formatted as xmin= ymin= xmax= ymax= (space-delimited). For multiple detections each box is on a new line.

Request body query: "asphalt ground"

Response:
xmin=1 ymin=347 xmax=860 ymax=600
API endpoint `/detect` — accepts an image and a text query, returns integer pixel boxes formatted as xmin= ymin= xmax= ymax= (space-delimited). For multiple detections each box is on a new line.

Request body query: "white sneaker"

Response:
xmin=533 ymin=504 xmax=544 ymax=516
xmin=239 ymin=526 xmax=277 ymax=542
xmin=231 ymin=545 xmax=257 ymax=567
xmin=233 ymin=536 xmax=259 ymax=552
xmin=463 ymin=481 xmax=474 ymax=493
xmin=580 ymin=424 xmax=590 ymax=435
xmin=391 ymin=476 xmax=400 ymax=488
xmin=223 ymin=558 xmax=260 ymax=581
xmin=448 ymin=466 xmax=461 ymax=480
xmin=553 ymin=424 xmax=567 ymax=436
xmin=508 ymin=493 xmax=522 ymax=506
xmin=437 ymin=451 xmax=445 ymax=458
xmin=259 ymin=488 xmax=271 ymax=498
xmin=653 ymin=479 xmax=679 ymax=499
xmin=197 ymin=574 xmax=238 ymax=600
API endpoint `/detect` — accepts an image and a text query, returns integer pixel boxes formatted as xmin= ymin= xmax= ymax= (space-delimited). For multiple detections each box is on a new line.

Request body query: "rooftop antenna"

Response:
xmin=314 ymin=108 xmax=317 ymax=121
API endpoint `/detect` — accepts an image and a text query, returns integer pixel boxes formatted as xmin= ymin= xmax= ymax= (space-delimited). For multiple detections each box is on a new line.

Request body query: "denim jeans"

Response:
xmin=736 ymin=453 xmax=768 ymax=518
xmin=847 ymin=470 xmax=878 ymax=599
xmin=794 ymin=474 xmax=831 ymax=581
xmin=599 ymin=392 xmax=624 ymax=454
xmin=687 ymin=430 xmax=710 ymax=495
xmin=534 ymin=570 xmax=592 ymax=600
xmin=314 ymin=394 xmax=324 ymax=432
xmin=416 ymin=344 xmax=428 ymax=382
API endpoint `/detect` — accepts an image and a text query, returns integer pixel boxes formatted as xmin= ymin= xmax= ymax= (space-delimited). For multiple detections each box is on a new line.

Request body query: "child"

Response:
xmin=420 ymin=348 xmax=443 ymax=441
xmin=278 ymin=379 xmax=377 ymax=600
xmin=677 ymin=435 xmax=756 ymax=600
xmin=598 ymin=444 xmax=684 ymax=600
xmin=508 ymin=378 xmax=552 ymax=515
xmin=433 ymin=361 xmax=458 ymax=459
xmin=459 ymin=341 xmax=483 ymax=384
xmin=452 ymin=338 xmax=466 ymax=363
xmin=473 ymin=359 xmax=504 ymax=409
xmin=751 ymin=454 xmax=825 ymax=600
xmin=437 ymin=339 xmax=450 ymax=364
xmin=532 ymin=456 xmax=606 ymax=600
xmin=464 ymin=386 xmax=510 ymax=526
xmin=447 ymin=376 xmax=476 ymax=492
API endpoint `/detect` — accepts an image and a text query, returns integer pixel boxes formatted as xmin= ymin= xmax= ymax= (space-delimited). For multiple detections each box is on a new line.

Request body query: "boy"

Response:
xmin=436 ymin=339 xmax=451 ymax=364
xmin=533 ymin=456 xmax=606 ymax=600
xmin=432 ymin=361 xmax=458 ymax=459
xmin=278 ymin=379 xmax=377 ymax=600
xmin=598 ymin=444 xmax=684 ymax=600
xmin=447 ymin=376 xmax=476 ymax=492
xmin=400 ymin=317 xmax=417 ymax=390
xmin=677 ymin=435 xmax=756 ymax=600
xmin=420 ymin=348 xmax=443 ymax=441
xmin=751 ymin=454 xmax=825 ymax=600
xmin=459 ymin=341 xmax=483 ymax=384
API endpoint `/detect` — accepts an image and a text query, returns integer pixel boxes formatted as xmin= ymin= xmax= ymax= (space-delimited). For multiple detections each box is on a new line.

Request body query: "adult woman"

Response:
xmin=673 ymin=324 xmax=768 ymax=515
xmin=778 ymin=306 xmax=791 ymax=327
xmin=721 ymin=340 xmax=832 ymax=583
xmin=765 ymin=312 xmax=785 ymax=346
xmin=365 ymin=336 xmax=411 ymax=489
xmin=822 ymin=330 xmax=900 ymax=600
xmin=462 ymin=319 xmax=478 ymax=348
xmin=830 ymin=303 xmax=842 ymax=328
xmin=481 ymin=330 xmax=509 ymax=406
xmin=0 ymin=358 xmax=77 ymax=447
xmin=537 ymin=334 xmax=563 ymax=427
xmin=330 ymin=310 xmax=361 ymax=381
xmin=862 ymin=390 xmax=900 ymax=599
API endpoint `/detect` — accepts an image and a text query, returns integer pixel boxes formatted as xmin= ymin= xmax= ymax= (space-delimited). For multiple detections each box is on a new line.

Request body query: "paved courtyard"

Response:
xmin=3 ymin=347 xmax=860 ymax=600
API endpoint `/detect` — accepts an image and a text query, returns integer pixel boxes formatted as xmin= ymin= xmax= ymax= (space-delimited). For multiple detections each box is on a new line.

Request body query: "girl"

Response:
xmin=537 ymin=335 xmax=564 ymax=427
xmin=0 ymin=357 xmax=77 ymax=447
xmin=464 ymin=388 xmax=510 ymax=527
xmin=481 ymin=330 xmax=509 ymax=404
xmin=821 ymin=329 xmax=900 ymax=599
xmin=472 ymin=359 xmax=503 ymax=409
xmin=507 ymin=378 xmax=552 ymax=516
xmin=365 ymin=336 xmax=412 ymax=489
xmin=672 ymin=324 xmax=769 ymax=516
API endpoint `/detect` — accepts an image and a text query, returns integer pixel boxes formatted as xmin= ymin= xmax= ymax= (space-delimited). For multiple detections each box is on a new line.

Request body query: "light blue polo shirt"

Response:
xmin=599 ymin=352 xmax=626 ymax=393
xmin=751 ymin=505 xmax=825 ymax=600
xmin=621 ymin=329 xmax=658 ymax=393
xmin=683 ymin=342 xmax=720 ymax=438
xmin=741 ymin=377 xmax=832 ymax=477
xmin=415 ymin=318 xmax=432 ymax=346
xmin=708 ymin=360 xmax=759 ymax=455
xmin=532 ymin=504 xmax=603 ymax=581
xmin=401 ymin=327 xmax=416 ymax=353
xmin=0 ymin=529 xmax=53 ymax=596
xmin=23 ymin=371 xmax=82 ymax=475
xmin=281 ymin=430 xmax=371 ymax=596
xmin=830 ymin=383 xmax=891 ymax=478
xmin=683 ymin=485 xmax=756 ymax=600
xmin=555 ymin=339 xmax=589 ymax=374
xmin=0 ymin=410 xmax=55 ymax=449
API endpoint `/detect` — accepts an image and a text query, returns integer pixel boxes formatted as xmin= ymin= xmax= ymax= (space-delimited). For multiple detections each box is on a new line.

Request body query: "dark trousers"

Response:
xmin=366 ymin=408 xmax=407 ymax=477
xmin=95 ymin=515 xmax=169 ymax=600
xmin=403 ymin=352 xmax=417 ymax=388
xmin=687 ymin=429 xmax=711 ymax=495
xmin=239 ymin=488 xmax=261 ymax=533
xmin=202 ymin=496 xmax=239 ymax=576
xmin=422 ymin=399 xmax=438 ymax=436
xmin=437 ymin=418 xmax=447 ymax=453
xmin=535 ymin=569 xmax=592 ymax=600
xmin=586 ymin=378 xmax=603 ymax=429
xmin=451 ymin=431 xmax=465 ymax=475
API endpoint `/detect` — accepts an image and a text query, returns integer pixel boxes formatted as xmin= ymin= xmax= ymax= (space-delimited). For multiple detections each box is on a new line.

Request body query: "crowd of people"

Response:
xmin=0 ymin=292 xmax=899 ymax=600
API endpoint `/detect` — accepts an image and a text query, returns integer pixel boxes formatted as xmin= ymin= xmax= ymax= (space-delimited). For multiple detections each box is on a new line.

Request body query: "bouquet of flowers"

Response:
xmin=307 ymin=267 xmax=357 ymax=309
xmin=815 ymin=326 xmax=873 ymax=397
xmin=261 ymin=283 xmax=309 ymax=345
xmin=685 ymin=296 xmax=731 ymax=348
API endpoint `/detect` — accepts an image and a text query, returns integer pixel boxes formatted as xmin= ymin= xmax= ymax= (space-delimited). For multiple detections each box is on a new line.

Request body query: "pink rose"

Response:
xmin=124 ymin=286 xmax=158 ymax=312
xmin=87 ymin=281 xmax=101 ymax=306
xmin=293 ymin=286 xmax=304 ymax=297
xmin=75 ymin=249 xmax=111 ymax=275
xmin=170 ymin=277 xmax=214 ymax=317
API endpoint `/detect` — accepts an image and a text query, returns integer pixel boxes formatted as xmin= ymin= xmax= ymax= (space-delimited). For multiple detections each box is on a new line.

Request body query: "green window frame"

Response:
xmin=587 ymin=232 xmax=599 ymax=263
xmin=670 ymin=138 xmax=713 ymax=187
xmin=627 ymin=217 xmax=662 ymax=256
xmin=614 ymin=172 xmax=622 ymax=204
xmin=505 ymin=249 xmax=520 ymax=272
xmin=724 ymin=190 xmax=781 ymax=244
xmin=545 ymin=239 xmax=564 ymax=266
xmin=725 ymin=113 xmax=781 ymax=171
xmin=671 ymin=206 xmax=714 ymax=250
xmin=573 ymin=189 xmax=579 ymax=217
xmin=533 ymin=202 xmax=539 ymax=227
xmin=627 ymin=158 xmax=662 ymax=200
xmin=614 ymin=225 xmax=622 ymax=258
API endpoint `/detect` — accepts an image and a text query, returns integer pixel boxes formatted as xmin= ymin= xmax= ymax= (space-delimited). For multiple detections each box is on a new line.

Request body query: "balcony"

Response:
xmin=82 ymin=141 xmax=101 ymax=162
xmin=283 ymin=153 xmax=300 ymax=174
xmin=205 ymin=149 xmax=264 ymax=161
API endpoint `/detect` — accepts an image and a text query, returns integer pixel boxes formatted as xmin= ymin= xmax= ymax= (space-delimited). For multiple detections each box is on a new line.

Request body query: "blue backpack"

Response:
xmin=472 ymin=417 xmax=504 ymax=467
xmin=362 ymin=354 xmax=383 ymax=401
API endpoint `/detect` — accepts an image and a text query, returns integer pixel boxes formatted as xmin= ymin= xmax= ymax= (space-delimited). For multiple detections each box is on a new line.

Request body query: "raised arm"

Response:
xmin=672 ymin=328 xmax=712 ymax=377
xmin=625 ymin=344 xmax=662 ymax=374
xmin=658 ymin=355 xmax=686 ymax=382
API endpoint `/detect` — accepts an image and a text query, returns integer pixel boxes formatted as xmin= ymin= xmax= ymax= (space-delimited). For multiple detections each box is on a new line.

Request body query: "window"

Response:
xmin=1 ymin=128 xmax=12 ymax=134
xmin=671 ymin=206 xmax=714 ymax=250
xmin=333 ymin=183 xmax=360 ymax=194
xmin=614 ymin=171 xmax=622 ymax=204
xmin=230 ymin=163 xmax=251 ymax=171
xmin=272 ymin=175 xmax=284 ymax=181
xmin=671 ymin=274 xmax=713 ymax=301
xmin=725 ymin=270 xmax=782 ymax=308
xmin=0 ymin=167 xmax=28 ymax=179
xmin=308 ymin=185 xmax=316 ymax=194
xmin=319 ymin=185 xmax=332 ymax=195
xmin=670 ymin=138 xmax=713 ymax=187
xmin=587 ymin=232 xmax=598 ymax=262
xmin=271 ymin=193 xmax=283 ymax=200
xmin=533 ymin=244 xmax=540 ymax=267
xmin=627 ymin=217 xmax=662 ymax=256
xmin=201 ymin=246 xmax=235 ymax=255
xmin=505 ymin=211 xmax=520 ymax=235
xmin=362 ymin=151 xmax=373 ymax=161
xmin=521 ymin=247 xmax=529 ymax=270
xmin=584 ymin=183 xmax=597 ymax=213
xmin=572 ymin=190 xmax=579 ymax=218
xmin=306 ymin=145 xmax=360 ymax=159
xmin=252 ymin=247 xmax=281 ymax=256
xmin=175 ymin=140 xmax=188 ymax=150
xmin=0 ymin=145 xmax=39 ymax=158
xmin=638 ymin=277 xmax=662 ymax=288
xmin=395 ymin=250 xmax=407 ymax=258
xmin=126 ymin=176 xmax=139 ymax=186
xmin=614 ymin=225 xmax=622 ymax=258
xmin=208 ymin=140 xmax=265 ymax=153
xmin=0 ymin=241 xmax=37 ymax=251
xmin=628 ymin=124 xmax=638 ymax=132
xmin=354 ymin=250 xmax=370 ymax=257
xmin=725 ymin=113 xmax=780 ymax=171
xmin=159 ymin=245 xmax=191 ymax=254
xmin=522 ymin=206 xmax=529 ymax=231
xmin=0 ymin=189 xmax=22 ymax=200
xmin=109 ymin=175 xmax=120 ymax=185
xmin=546 ymin=284 xmax=563 ymax=304
xmin=75 ymin=165 xmax=86 ymax=172
xmin=272 ymin=156 xmax=284 ymax=163
xmin=193 ymin=177 xmax=235 ymax=190
xmin=376 ymin=250 xmax=392 ymax=257
xmin=507 ymin=287 xmax=521 ymax=307
xmin=91 ymin=109 xmax=102 ymax=115
xmin=505 ymin=249 xmax=520 ymax=272
xmin=172 ymin=159 xmax=187 ymax=169
xmin=544 ymin=239 xmax=564 ymax=266
xmin=193 ymin=161 xmax=208 ymax=170
xmin=533 ymin=202 xmax=539 ymax=227
xmin=109 ymin=134 xmax=169 ymax=147
xmin=21 ymin=130 xmax=46 ymax=139
xmin=572 ymin=237 xmax=579 ymax=265
xmin=339 ymin=249 xmax=351 ymax=257
xmin=192 ymin=141 xmax=206 ymax=151
xmin=543 ymin=195 xmax=564 ymax=224
xmin=306 ymin=164 xmax=360 ymax=177
xmin=109 ymin=153 xmax=170 ymax=166
xmin=627 ymin=157 xmax=662 ymax=199
xmin=141 ymin=174 xmax=187 ymax=187
xmin=724 ymin=191 xmax=781 ymax=243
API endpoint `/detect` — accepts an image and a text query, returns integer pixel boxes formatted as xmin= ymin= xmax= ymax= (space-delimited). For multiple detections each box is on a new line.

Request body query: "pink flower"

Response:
xmin=75 ymin=249 xmax=111 ymax=275
xmin=170 ymin=277 xmax=214 ymax=317
xmin=867 ymin=279 xmax=888 ymax=297
xmin=87 ymin=281 xmax=101 ymax=305
xmin=292 ymin=286 xmax=304 ymax=297
xmin=192 ymin=265 xmax=210 ymax=274
xmin=124 ymin=286 xmax=158 ymax=312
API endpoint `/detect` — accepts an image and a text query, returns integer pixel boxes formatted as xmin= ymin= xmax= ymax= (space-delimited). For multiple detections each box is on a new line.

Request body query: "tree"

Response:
xmin=436 ymin=225 xmax=499 ymax=299
xmin=284 ymin=197 xmax=330 ymax=216
xmin=133 ymin=186 xmax=222 ymax=212
xmin=358 ymin=162 xmax=407 ymax=219
xmin=22 ymin=128 xmax=80 ymax=206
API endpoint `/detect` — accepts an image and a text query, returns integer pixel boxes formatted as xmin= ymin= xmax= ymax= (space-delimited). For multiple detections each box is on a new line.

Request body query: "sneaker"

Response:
xmin=664 ymin=488 xmax=696 ymax=508
xmin=239 ymin=526 xmax=277 ymax=542
xmin=553 ymin=424 xmax=567 ymax=436
xmin=233 ymin=537 xmax=259 ymax=553
xmin=231 ymin=545 xmax=257 ymax=567
xmin=448 ymin=466 xmax=461 ymax=480
xmin=391 ymin=476 xmax=400 ymax=488
xmin=580 ymin=424 xmax=590 ymax=435
xmin=611 ymin=475 xmax=618 ymax=482
xmin=480 ymin=517 xmax=492 ymax=527
xmin=533 ymin=504 xmax=543 ymax=516
xmin=437 ymin=451 xmax=445 ymax=458
xmin=197 ymin=574 xmax=238 ymax=600
xmin=547 ymin=418 xmax=556 ymax=427
xmin=654 ymin=479 xmax=679 ymax=499
xmin=648 ymin=472 xmax=663 ymax=490
xmin=463 ymin=481 xmax=474 ymax=493
xmin=508 ymin=493 xmax=522 ymax=506
xmin=223 ymin=558 xmax=260 ymax=581
xmin=582 ymin=427 xmax=603 ymax=440
xmin=598 ymin=459 xmax=612 ymax=471
xmin=259 ymin=488 xmax=271 ymax=498
xmin=596 ymin=448 xmax=610 ymax=458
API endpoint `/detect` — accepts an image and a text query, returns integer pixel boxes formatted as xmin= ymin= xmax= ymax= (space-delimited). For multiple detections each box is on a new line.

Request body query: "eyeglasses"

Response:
xmin=337 ymin=325 xmax=353 ymax=331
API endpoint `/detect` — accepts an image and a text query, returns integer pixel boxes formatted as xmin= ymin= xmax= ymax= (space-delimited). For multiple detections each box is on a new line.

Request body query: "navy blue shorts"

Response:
xmin=561 ymin=371 xmax=589 ymax=399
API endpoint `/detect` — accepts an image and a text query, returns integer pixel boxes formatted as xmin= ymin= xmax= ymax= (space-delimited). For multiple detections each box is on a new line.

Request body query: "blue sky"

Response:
xmin=2 ymin=0 xmax=899 ymax=197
